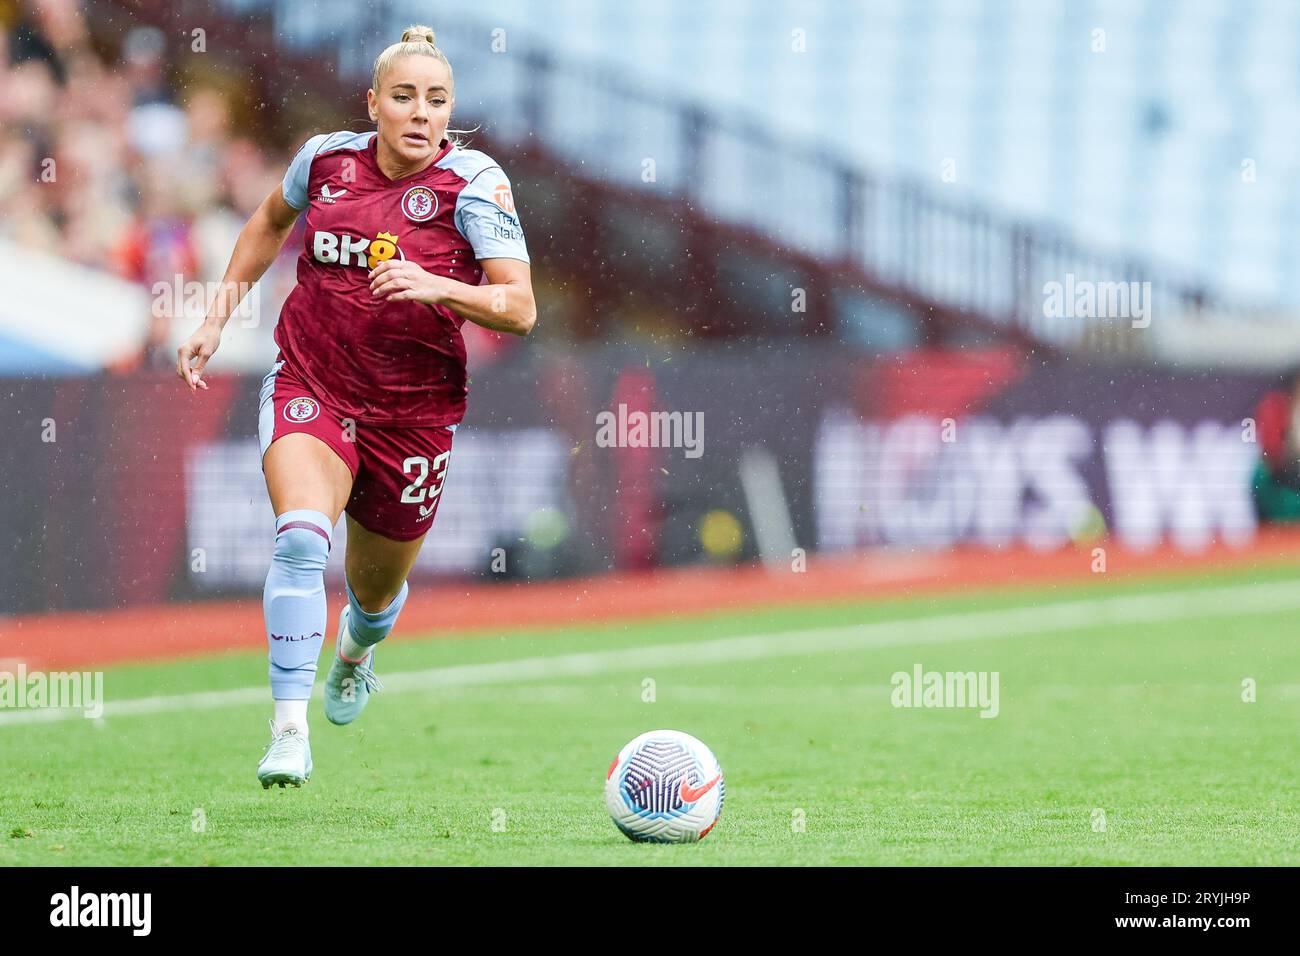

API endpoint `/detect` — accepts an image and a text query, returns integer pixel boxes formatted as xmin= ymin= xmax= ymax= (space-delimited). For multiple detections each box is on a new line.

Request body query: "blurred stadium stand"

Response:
xmin=422 ymin=0 xmax=1300 ymax=313
xmin=200 ymin=0 xmax=1276 ymax=354
xmin=4 ymin=1 xmax=1300 ymax=615
xmin=5 ymin=0 xmax=1292 ymax=375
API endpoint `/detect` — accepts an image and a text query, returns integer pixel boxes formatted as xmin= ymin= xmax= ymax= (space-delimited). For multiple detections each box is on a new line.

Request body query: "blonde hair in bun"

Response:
xmin=402 ymin=25 xmax=435 ymax=44
xmin=371 ymin=23 xmax=453 ymax=91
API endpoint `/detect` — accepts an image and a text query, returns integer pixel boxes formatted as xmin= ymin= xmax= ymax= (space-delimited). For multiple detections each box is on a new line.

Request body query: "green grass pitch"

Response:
xmin=4 ymin=563 xmax=1300 ymax=866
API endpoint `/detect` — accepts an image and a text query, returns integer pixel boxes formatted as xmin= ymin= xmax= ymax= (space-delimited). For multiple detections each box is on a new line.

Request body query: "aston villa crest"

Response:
xmin=401 ymin=185 xmax=438 ymax=223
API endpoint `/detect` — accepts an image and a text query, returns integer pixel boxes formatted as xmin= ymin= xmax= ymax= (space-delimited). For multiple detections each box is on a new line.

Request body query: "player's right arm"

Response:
xmin=175 ymin=185 xmax=302 ymax=391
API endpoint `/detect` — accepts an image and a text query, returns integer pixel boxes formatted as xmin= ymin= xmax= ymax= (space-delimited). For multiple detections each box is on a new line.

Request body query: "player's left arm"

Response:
xmin=368 ymin=257 xmax=536 ymax=336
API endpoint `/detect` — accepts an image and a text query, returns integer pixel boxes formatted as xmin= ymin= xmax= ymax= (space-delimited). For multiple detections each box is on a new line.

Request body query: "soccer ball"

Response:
xmin=604 ymin=729 xmax=725 ymax=843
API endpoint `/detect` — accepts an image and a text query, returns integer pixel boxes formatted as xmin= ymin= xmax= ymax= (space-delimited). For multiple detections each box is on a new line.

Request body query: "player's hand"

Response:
xmin=176 ymin=323 xmax=221 ymax=391
xmin=368 ymin=259 xmax=447 ymax=305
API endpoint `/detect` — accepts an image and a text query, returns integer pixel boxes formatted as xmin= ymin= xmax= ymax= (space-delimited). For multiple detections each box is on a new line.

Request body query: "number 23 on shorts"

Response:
xmin=400 ymin=451 xmax=450 ymax=518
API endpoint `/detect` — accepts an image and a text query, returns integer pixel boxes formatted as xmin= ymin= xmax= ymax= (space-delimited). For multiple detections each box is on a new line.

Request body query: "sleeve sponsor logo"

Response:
xmin=492 ymin=210 xmax=524 ymax=241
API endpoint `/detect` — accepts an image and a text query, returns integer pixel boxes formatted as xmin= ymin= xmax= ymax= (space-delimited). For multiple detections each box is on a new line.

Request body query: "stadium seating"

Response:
xmin=243 ymin=0 xmax=1295 ymax=312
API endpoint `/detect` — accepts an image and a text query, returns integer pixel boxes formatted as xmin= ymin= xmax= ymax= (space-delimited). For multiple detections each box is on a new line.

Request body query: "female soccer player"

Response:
xmin=175 ymin=25 xmax=535 ymax=788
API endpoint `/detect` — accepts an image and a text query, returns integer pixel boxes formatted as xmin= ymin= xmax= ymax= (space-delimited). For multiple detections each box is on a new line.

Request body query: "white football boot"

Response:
xmin=257 ymin=720 xmax=313 ymax=788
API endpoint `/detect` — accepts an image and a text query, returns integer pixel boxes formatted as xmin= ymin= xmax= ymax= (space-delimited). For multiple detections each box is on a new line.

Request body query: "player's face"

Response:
xmin=368 ymin=56 xmax=454 ymax=164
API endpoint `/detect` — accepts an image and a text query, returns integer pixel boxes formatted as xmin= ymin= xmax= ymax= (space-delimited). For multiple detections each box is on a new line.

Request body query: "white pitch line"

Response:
xmin=2 ymin=577 xmax=1298 ymax=727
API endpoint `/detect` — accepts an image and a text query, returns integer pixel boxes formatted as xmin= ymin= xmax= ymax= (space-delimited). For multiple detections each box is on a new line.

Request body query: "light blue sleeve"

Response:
xmin=281 ymin=133 xmax=330 ymax=210
xmin=453 ymin=165 xmax=530 ymax=263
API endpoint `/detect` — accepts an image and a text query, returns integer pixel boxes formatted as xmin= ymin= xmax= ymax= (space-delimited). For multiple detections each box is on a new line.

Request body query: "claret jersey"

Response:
xmin=274 ymin=130 xmax=529 ymax=427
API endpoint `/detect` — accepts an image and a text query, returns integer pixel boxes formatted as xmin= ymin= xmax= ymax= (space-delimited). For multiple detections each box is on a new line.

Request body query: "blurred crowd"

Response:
xmin=0 ymin=0 xmax=294 ymax=370
xmin=2 ymin=0 xmax=530 ymax=372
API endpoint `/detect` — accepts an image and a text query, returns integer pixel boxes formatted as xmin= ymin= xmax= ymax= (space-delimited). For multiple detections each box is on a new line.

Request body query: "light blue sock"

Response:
xmin=265 ymin=509 xmax=332 ymax=699
xmin=343 ymin=577 xmax=409 ymax=655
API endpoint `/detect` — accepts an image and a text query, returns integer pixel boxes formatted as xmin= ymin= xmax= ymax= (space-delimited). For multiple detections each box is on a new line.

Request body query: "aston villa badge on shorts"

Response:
xmin=401 ymin=185 xmax=438 ymax=223
xmin=284 ymin=397 xmax=320 ymax=423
